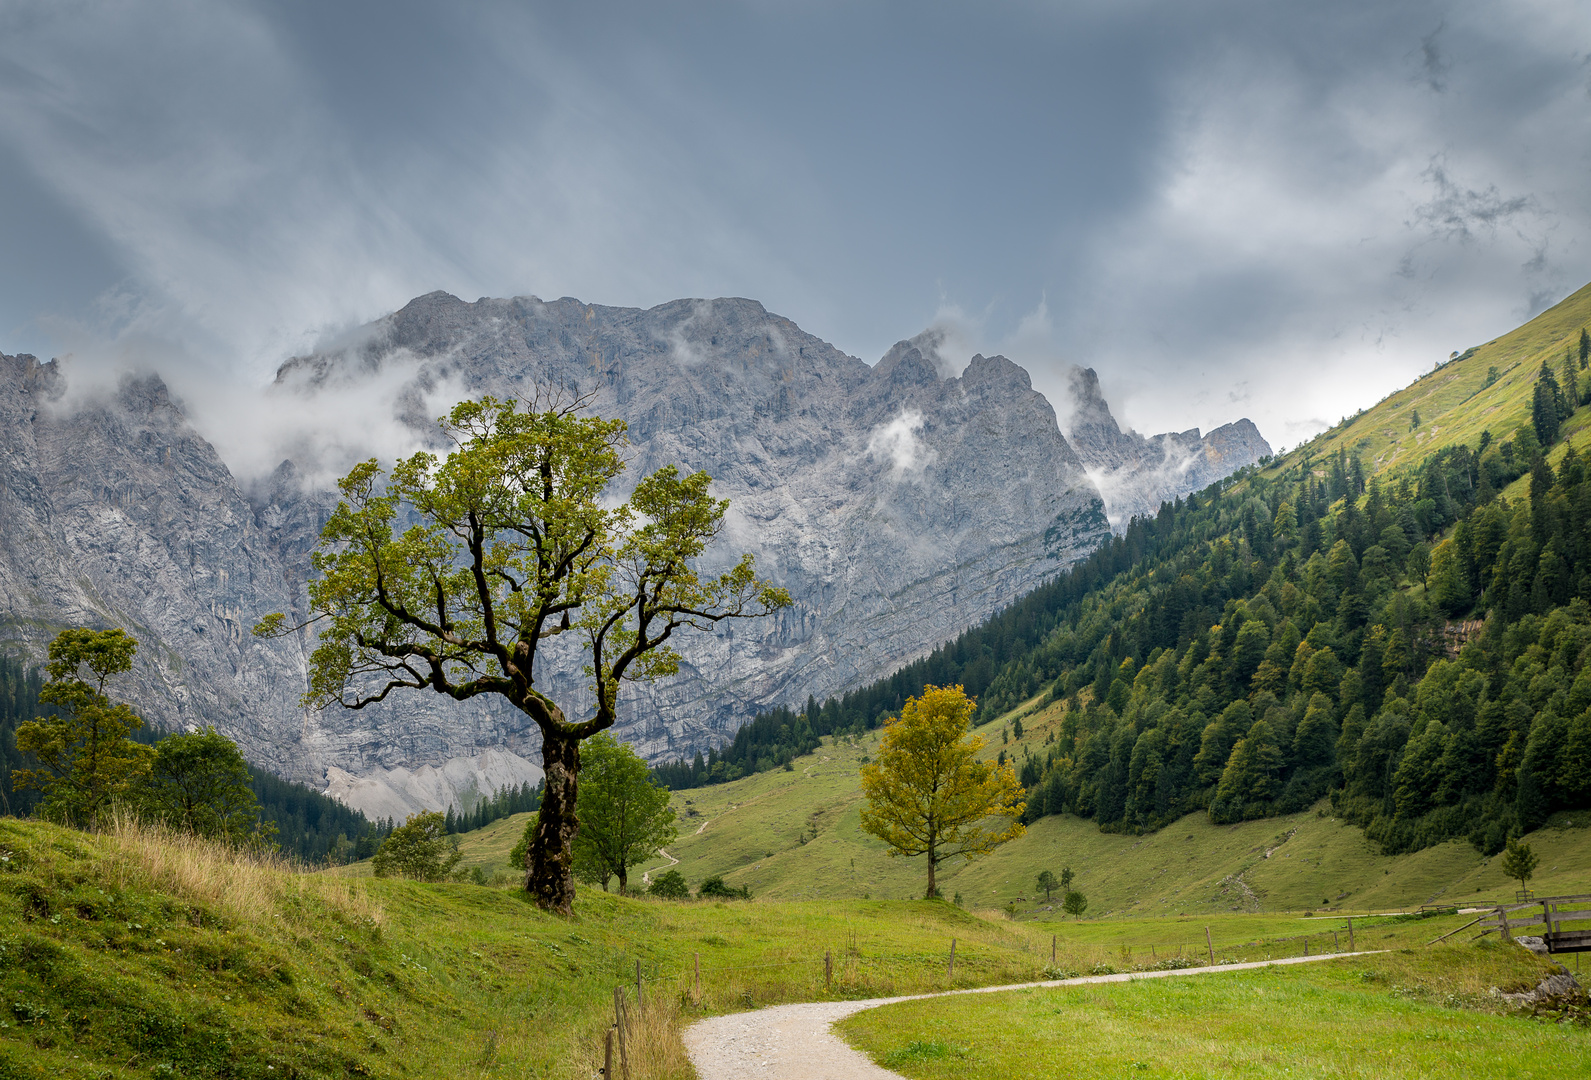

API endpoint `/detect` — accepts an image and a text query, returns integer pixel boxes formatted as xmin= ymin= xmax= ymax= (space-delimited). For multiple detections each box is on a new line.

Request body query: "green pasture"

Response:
xmin=838 ymin=941 xmax=1587 ymax=1079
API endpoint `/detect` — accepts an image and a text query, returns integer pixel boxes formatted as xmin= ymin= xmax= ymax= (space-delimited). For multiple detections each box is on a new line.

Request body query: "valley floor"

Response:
xmin=626 ymin=730 xmax=1591 ymax=917
xmin=1 ymin=814 xmax=1584 ymax=1080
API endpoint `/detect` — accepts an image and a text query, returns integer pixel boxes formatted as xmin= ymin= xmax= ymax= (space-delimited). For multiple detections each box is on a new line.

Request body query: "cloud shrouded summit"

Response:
xmin=0 ymin=0 xmax=1587 ymax=458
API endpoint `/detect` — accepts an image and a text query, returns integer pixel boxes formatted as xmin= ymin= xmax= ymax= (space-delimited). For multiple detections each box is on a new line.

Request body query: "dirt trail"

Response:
xmin=683 ymin=951 xmax=1383 ymax=1080
xmin=640 ymin=848 xmax=680 ymax=887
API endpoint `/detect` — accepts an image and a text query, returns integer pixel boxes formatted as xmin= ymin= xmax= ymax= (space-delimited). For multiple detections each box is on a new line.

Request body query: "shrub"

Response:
xmin=648 ymin=869 xmax=689 ymax=899
xmin=697 ymin=875 xmax=750 ymax=899
xmin=507 ymin=813 xmax=539 ymax=870
xmin=372 ymin=811 xmax=461 ymax=882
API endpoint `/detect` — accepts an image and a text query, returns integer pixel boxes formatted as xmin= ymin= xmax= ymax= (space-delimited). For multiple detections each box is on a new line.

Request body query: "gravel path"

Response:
xmin=682 ymin=951 xmax=1383 ymax=1080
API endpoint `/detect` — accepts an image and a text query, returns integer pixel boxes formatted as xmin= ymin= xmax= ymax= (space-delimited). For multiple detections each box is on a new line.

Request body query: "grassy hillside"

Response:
xmin=611 ymin=729 xmax=1591 ymax=918
xmin=839 ymin=942 xmax=1589 ymax=1079
xmin=0 ymin=816 xmax=1089 ymax=1080
xmin=7 ymin=815 xmax=1535 ymax=1079
xmin=1271 ymin=280 xmax=1591 ymax=476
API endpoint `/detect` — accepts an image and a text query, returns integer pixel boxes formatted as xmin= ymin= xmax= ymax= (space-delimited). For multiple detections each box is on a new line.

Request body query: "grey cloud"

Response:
xmin=0 ymin=0 xmax=1585 ymax=468
xmin=1411 ymin=159 xmax=1541 ymax=243
xmin=1419 ymin=21 xmax=1450 ymax=92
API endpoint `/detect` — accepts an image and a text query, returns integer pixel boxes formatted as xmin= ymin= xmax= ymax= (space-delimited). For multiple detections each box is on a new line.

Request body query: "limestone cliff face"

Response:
xmin=1062 ymin=366 xmax=1272 ymax=527
xmin=0 ymin=354 xmax=307 ymax=774
xmin=0 ymin=295 xmax=1266 ymax=820
xmin=0 ymin=351 xmax=547 ymax=814
xmin=271 ymin=293 xmax=1113 ymax=769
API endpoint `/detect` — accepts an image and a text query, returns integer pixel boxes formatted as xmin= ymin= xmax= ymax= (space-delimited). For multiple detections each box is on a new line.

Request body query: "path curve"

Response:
xmin=641 ymin=848 xmax=680 ymax=887
xmin=683 ymin=951 xmax=1384 ymax=1080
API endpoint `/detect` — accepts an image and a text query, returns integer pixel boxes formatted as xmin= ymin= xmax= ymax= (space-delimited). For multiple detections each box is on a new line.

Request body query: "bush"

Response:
xmin=372 ymin=811 xmax=461 ymax=881
xmin=697 ymin=875 xmax=751 ymax=899
xmin=507 ymin=813 xmax=539 ymax=871
xmin=648 ymin=869 xmax=689 ymax=899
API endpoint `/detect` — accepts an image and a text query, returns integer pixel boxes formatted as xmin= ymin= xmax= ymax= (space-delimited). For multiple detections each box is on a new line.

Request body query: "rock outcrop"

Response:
xmin=1062 ymin=366 xmax=1272 ymax=527
xmin=0 ymin=293 xmax=1266 ymax=818
xmin=269 ymin=294 xmax=1113 ymax=777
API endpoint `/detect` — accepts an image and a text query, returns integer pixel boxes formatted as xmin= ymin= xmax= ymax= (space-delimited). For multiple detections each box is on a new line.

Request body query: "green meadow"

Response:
xmin=622 ymin=725 xmax=1591 ymax=923
xmin=837 ymin=942 xmax=1588 ymax=1080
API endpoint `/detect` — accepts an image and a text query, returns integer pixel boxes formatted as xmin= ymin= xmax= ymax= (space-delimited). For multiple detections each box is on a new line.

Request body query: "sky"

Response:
xmin=1 ymin=0 xmax=1589 ymax=465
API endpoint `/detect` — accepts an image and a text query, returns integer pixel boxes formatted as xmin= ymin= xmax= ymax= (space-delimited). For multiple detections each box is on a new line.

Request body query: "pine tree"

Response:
xmin=1533 ymin=360 xmax=1565 ymax=446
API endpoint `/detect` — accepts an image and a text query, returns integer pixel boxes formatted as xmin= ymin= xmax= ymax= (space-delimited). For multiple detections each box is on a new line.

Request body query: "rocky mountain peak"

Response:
xmin=0 ymin=296 xmax=1266 ymax=820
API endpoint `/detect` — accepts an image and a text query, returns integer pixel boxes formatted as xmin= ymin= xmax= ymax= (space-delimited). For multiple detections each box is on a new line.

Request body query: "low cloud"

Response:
xmin=865 ymin=409 xmax=936 ymax=480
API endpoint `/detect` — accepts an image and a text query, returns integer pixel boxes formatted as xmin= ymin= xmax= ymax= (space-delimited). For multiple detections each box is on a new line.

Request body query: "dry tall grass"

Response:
xmin=549 ymin=977 xmax=694 ymax=1080
xmin=100 ymin=811 xmax=385 ymax=931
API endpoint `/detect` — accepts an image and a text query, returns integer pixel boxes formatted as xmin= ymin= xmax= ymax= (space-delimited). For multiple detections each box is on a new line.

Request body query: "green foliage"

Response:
xmin=1532 ymin=360 xmax=1568 ymax=446
xmin=1061 ymin=890 xmax=1088 ymax=919
xmin=570 ymin=732 xmax=677 ymax=891
xmin=697 ymin=874 xmax=751 ymax=899
xmin=0 ymin=652 xmax=45 ymax=817
xmin=647 ymin=868 xmax=689 ymax=899
xmin=136 ymin=727 xmax=272 ymax=846
xmin=508 ymin=812 xmax=539 ymax=871
xmin=1500 ymin=837 xmax=1539 ymax=888
xmin=11 ymin=628 xmax=152 ymax=825
xmin=860 ymin=686 xmax=1026 ymax=898
xmin=1060 ymin=866 xmax=1074 ymax=891
xmin=443 ymin=780 xmax=542 ymax=835
xmin=256 ymin=395 xmax=788 ymax=911
xmin=1037 ymin=869 xmax=1058 ymax=900
xmin=372 ymin=810 xmax=462 ymax=881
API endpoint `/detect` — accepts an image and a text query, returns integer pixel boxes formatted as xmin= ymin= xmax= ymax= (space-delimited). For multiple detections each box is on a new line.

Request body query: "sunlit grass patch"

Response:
xmin=837 ymin=945 xmax=1588 ymax=1080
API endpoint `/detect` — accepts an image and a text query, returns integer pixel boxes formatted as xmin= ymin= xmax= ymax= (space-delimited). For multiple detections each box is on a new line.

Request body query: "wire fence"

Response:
xmin=605 ymin=917 xmax=1384 ymax=1000
xmin=592 ymin=918 xmax=1407 ymax=1078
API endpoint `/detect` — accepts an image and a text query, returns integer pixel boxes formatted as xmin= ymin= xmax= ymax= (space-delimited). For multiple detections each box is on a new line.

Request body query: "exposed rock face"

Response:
xmin=271 ymin=293 xmax=1112 ymax=772
xmin=0 ymin=352 xmax=543 ymax=815
xmin=0 ymin=295 xmax=1266 ymax=819
xmin=1062 ymin=366 xmax=1272 ymax=527
xmin=0 ymin=353 xmax=307 ymax=773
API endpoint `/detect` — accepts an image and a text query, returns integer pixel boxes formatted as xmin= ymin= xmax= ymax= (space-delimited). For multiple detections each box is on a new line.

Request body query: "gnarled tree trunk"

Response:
xmin=525 ymin=729 xmax=581 ymax=913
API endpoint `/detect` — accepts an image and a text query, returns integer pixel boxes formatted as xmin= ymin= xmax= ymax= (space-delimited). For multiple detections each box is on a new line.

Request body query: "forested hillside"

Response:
xmin=663 ymin=284 xmax=1591 ymax=860
xmin=0 ymin=657 xmax=383 ymax=861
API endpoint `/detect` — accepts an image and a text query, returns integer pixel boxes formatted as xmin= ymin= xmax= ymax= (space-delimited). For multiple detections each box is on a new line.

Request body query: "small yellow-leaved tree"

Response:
xmin=859 ymin=685 xmax=1025 ymax=899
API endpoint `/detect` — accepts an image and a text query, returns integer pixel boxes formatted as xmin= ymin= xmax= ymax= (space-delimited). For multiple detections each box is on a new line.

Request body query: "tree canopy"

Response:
xmin=373 ymin=810 xmax=461 ymax=881
xmin=138 ymin=727 xmax=271 ymax=846
xmin=259 ymin=395 xmax=788 ymax=912
xmin=570 ymin=732 xmax=677 ymax=892
xmin=859 ymin=685 xmax=1025 ymax=898
xmin=12 ymin=628 xmax=152 ymax=825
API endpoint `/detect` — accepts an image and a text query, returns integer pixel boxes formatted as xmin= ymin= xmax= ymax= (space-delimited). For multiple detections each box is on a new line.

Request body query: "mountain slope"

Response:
xmin=266 ymin=293 xmax=1116 ymax=794
xmin=0 ymin=290 xmax=1271 ymax=819
xmin=1270 ymin=281 xmax=1591 ymax=478
xmin=669 ymin=281 xmax=1591 ymax=862
xmin=1063 ymin=365 xmax=1271 ymax=526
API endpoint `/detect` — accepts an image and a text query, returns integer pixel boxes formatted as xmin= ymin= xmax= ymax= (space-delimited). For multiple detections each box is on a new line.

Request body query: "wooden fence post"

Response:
xmin=1333 ymin=930 xmax=1339 ymax=953
xmin=604 ymin=1029 xmax=614 ymax=1079
xmin=1499 ymin=907 xmax=1511 ymax=943
xmin=613 ymin=986 xmax=630 ymax=1080
xmin=1052 ymin=934 xmax=1057 ymax=966
xmin=694 ymin=952 xmax=701 ymax=1003
xmin=1304 ymin=936 xmax=1309 ymax=957
xmin=948 ymin=938 xmax=957 ymax=979
xmin=825 ymin=950 xmax=832 ymax=988
xmin=1347 ymin=918 xmax=1354 ymax=952
xmin=1205 ymin=927 xmax=1215 ymax=966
